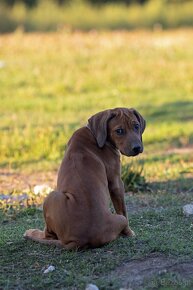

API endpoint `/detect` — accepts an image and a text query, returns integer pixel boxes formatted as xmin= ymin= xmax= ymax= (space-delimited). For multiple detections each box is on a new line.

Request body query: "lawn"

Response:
xmin=0 ymin=29 xmax=193 ymax=289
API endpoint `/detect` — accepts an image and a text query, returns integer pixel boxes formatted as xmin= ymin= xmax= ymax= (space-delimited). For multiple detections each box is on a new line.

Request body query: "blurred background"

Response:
xmin=1 ymin=0 xmax=193 ymax=32
xmin=0 ymin=0 xmax=193 ymax=193
xmin=1 ymin=3 xmax=193 ymax=288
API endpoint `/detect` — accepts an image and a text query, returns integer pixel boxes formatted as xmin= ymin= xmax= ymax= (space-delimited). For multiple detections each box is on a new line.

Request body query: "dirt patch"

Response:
xmin=165 ymin=146 xmax=193 ymax=155
xmin=0 ymin=169 xmax=57 ymax=193
xmin=108 ymin=253 xmax=193 ymax=289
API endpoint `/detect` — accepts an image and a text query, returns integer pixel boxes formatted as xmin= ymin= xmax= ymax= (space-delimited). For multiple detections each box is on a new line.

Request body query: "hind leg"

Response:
xmin=92 ymin=214 xmax=133 ymax=248
xmin=121 ymin=220 xmax=135 ymax=237
xmin=121 ymin=227 xmax=135 ymax=237
xmin=24 ymin=228 xmax=63 ymax=247
xmin=24 ymin=229 xmax=80 ymax=249
xmin=109 ymin=214 xmax=131 ymax=240
xmin=24 ymin=228 xmax=45 ymax=239
xmin=106 ymin=214 xmax=135 ymax=242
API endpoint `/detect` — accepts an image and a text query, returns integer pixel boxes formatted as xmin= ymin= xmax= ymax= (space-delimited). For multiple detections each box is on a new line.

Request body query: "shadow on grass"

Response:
xmin=143 ymin=152 xmax=192 ymax=164
xmin=142 ymin=101 xmax=193 ymax=123
xmin=0 ymin=157 xmax=56 ymax=169
xmin=149 ymin=177 xmax=193 ymax=194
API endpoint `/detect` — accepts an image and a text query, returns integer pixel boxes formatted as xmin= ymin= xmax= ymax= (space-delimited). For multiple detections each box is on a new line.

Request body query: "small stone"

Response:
xmin=119 ymin=288 xmax=133 ymax=290
xmin=183 ymin=204 xmax=193 ymax=217
xmin=43 ymin=265 xmax=55 ymax=274
xmin=158 ymin=269 xmax=167 ymax=275
xmin=85 ymin=284 xmax=99 ymax=290
xmin=0 ymin=60 xmax=6 ymax=69
xmin=34 ymin=184 xmax=53 ymax=195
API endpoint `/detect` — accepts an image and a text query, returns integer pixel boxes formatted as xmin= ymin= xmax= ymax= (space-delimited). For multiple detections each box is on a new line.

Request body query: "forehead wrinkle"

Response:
xmin=122 ymin=112 xmax=139 ymax=129
xmin=115 ymin=108 xmax=129 ymax=120
xmin=113 ymin=112 xmax=133 ymax=128
xmin=123 ymin=111 xmax=139 ymax=124
xmin=115 ymin=108 xmax=124 ymax=119
xmin=112 ymin=108 xmax=138 ymax=127
xmin=122 ymin=111 xmax=134 ymax=123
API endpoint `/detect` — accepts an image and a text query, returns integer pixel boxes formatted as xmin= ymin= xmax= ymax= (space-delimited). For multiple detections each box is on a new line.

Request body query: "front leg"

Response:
xmin=109 ymin=178 xmax=135 ymax=237
xmin=109 ymin=179 xmax=127 ymax=217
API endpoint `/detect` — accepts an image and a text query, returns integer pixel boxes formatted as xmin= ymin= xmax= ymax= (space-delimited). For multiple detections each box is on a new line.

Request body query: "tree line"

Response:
xmin=0 ymin=0 xmax=189 ymax=8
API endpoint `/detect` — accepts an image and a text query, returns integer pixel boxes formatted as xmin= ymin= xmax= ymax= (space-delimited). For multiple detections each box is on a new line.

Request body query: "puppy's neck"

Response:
xmin=105 ymin=141 xmax=120 ymax=156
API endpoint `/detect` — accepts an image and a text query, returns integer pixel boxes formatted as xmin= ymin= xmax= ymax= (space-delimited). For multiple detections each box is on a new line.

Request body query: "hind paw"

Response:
xmin=23 ymin=229 xmax=36 ymax=239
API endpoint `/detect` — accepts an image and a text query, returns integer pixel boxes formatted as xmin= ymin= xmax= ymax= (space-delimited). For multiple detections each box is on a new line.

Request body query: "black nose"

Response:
xmin=132 ymin=145 xmax=141 ymax=154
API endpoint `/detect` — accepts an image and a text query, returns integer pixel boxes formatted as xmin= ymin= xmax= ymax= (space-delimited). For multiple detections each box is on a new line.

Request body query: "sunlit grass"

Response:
xmin=0 ymin=30 xmax=193 ymax=290
xmin=0 ymin=30 xmax=193 ymax=184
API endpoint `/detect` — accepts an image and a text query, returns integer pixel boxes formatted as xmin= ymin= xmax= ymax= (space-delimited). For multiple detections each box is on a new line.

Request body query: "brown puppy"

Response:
xmin=24 ymin=108 xmax=145 ymax=249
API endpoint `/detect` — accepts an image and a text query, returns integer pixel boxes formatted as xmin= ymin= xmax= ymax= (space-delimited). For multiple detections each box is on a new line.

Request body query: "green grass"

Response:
xmin=0 ymin=29 xmax=193 ymax=289
xmin=1 ymin=198 xmax=193 ymax=289
xmin=0 ymin=30 xmax=193 ymax=178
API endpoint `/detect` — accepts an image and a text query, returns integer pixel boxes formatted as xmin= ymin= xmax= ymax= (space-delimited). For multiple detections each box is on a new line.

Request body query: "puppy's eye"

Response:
xmin=115 ymin=128 xmax=124 ymax=135
xmin=134 ymin=124 xmax=140 ymax=131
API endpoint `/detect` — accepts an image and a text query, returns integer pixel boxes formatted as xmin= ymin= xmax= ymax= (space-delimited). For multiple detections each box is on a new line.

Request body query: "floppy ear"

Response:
xmin=131 ymin=109 xmax=146 ymax=134
xmin=88 ymin=109 xmax=115 ymax=148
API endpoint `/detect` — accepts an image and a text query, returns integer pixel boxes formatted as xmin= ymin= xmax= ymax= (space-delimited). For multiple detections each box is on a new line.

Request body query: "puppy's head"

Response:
xmin=88 ymin=107 xmax=146 ymax=157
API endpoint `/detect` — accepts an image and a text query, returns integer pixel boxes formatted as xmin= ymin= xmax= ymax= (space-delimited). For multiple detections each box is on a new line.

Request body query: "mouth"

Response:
xmin=120 ymin=148 xmax=143 ymax=157
xmin=131 ymin=151 xmax=141 ymax=157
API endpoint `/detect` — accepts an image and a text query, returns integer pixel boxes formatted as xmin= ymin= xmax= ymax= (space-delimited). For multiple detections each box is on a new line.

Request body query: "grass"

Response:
xmin=0 ymin=29 xmax=193 ymax=289
xmin=1 ymin=0 xmax=193 ymax=33
xmin=121 ymin=160 xmax=147 ymax=192
xmin=1 ymin=199 xmax=193 ymax=289
xmin=0 ymin=30 xmax=193 ymax=177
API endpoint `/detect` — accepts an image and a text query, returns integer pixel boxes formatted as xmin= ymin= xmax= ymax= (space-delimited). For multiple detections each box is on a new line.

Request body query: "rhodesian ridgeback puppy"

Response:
xmin=24 ymin=108 xmax=145 ymax=249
